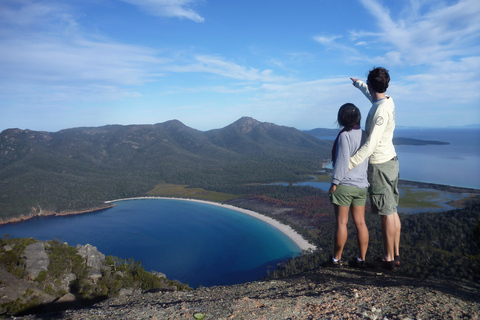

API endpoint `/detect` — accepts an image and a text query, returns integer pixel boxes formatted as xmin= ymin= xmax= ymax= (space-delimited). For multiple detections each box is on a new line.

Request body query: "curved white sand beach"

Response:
xmin=105 ymin=197 xmax=317 ymax=251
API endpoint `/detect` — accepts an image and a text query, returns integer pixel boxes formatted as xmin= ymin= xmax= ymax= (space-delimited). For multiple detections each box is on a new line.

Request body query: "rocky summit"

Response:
xmin=11 ymin=266 xmax=480 ymax=320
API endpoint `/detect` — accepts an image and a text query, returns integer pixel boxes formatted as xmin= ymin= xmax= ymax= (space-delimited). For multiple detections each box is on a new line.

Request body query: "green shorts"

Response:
xmin=330 ymin=184 xmax=368 ymax=207
xmin=368 ymin=157 xmax=400 ymax=215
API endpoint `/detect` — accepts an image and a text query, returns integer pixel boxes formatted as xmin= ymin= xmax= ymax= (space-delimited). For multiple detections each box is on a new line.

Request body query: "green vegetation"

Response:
xmin=312 ymin=174 xmax=332 ymax=183
xmin=98 ymin=256 xmax=190 ymax=296
xmin=398 ymin=186 xmax=443 ymax=208
xmin=0 ymin=118 xmax=331 ymax=221
xmin=0 ymin=237 xmax=190 ymax=316
xmin=263 ymin=194 xmax=480 ymax=282
xmin=146 ymin=183 xmax=243 ymax=202
xmin=0 ymin=236 xmax=36 ymax=278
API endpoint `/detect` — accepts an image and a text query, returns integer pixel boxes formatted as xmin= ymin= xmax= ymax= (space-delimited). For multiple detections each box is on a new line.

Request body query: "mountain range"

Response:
xmin=0 ymin=117 xmax=332 ymax=221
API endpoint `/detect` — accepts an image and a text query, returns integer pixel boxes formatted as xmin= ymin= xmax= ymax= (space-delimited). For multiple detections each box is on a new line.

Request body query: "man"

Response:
xmin=349 ymin=67 xmax=400 ymax=270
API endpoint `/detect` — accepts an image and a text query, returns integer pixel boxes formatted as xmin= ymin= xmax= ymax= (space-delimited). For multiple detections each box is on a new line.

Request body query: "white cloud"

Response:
xmin=166 ymin=55 xmax=292 ymax=82
xmin=0 ymin=1 xmax=171 ymax=100
xmin=234 ymin=78 xmax=362 ymax=128
xmin=356 ymin=0 xmax=480 ymax=66
xmin=119 ymin=0 xmax=205 ymax=22
xmin=313 ymin=34 xmax=343 ymax=46
xmin=0 ymin=36 xmax=166 ymax=86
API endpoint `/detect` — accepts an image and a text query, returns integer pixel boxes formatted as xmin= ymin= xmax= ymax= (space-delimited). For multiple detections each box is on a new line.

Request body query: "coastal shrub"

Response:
xmin=35 ymin=270 xmax=47 ymax=283
xmin=267 ymin=197 xmax=480 ymax=282
xmin=0 ymin=237 xmax=36 ymax=278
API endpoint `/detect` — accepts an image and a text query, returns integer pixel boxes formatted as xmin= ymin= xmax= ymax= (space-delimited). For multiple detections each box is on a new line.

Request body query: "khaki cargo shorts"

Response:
xmin=368 ymin=157 xmax=399 ymax=215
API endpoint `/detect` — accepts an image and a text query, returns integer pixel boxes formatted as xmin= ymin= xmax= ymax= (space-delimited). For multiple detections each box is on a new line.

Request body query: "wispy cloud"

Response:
xmin=308 ymin=0 xmax=480 ymax=120
xmin=313 ymin=34 xmax=359 ymax=57
xmin=313 ymin=34 xmax=343 ymax=46
xmin=354 ymin=0 xmax=480 ymax=66
xmin=166 ymin=55 xmax=292 ymax=82
xmin=120 ymin=0 xmax=205 ymax=22
xmin=1 ymin=1 xmax=283 ymax=105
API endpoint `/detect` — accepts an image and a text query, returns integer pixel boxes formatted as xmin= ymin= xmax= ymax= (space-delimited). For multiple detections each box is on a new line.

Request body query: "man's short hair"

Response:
xmin=367 ymin=67 xmax=390 ymax=93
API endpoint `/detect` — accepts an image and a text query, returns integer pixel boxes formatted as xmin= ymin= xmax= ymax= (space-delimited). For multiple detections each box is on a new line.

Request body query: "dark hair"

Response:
xmin=338 ymin=103 xmax=361 ymax=130
xmin=367 ymin=66 xmax=390 ymax=93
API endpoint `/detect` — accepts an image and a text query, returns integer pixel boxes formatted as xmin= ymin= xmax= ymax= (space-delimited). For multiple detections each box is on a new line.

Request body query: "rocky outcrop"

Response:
xmin=1 ymin=239 xmax=189 ymax=317
xmin=76 ymin=244 xmax=108 ymax=280
xmin=23 ymin=242 xmax=50 ymax=280
xmin=0 ymin=268 xmax=56 ymax=308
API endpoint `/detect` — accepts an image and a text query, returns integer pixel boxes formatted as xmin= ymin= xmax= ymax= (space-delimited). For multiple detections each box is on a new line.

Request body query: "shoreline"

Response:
xmin=105 ymin=197 xmax=317 ymax=252
xmin=0 ymin=205 xmax=115 ymax=226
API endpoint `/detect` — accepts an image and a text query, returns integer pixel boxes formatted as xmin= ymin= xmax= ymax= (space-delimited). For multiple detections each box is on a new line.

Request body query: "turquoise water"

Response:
xmin=0 ymin=199 xmax=301 ymax=288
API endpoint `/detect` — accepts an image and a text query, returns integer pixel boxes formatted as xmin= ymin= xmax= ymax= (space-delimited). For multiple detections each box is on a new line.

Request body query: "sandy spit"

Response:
xmin=105 ymin=197 xmax=317 ymax=251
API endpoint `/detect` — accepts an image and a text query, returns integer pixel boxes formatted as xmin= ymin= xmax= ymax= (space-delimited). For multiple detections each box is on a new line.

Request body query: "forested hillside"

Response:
xmin=0 ymin=117 xmax=331 ymax=221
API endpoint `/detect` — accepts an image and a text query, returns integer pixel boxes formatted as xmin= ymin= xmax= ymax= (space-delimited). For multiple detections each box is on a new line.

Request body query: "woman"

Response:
xmin=328 ymin=103 xmax=370 ymax=267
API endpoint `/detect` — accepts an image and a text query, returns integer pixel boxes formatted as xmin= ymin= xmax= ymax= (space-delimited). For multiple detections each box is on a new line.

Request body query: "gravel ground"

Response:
xmin=10 ymin=267 xmax=480 ymax=320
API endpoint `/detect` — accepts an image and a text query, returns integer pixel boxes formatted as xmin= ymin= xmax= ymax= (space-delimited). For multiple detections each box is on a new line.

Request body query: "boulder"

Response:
xmin=151 ymin=270 xmax=167 ymax=278
xmin=76 ymin=244 xmax=107 ymax=270
xmin=42 ymin=293 xmax=84 ymax=313
xmin=61 ymin=273 xmax=77 ymax=292
xmin=23 ymin=242 xmax=50 ymax=280
xmin=76 ymin=244 xmax=109 ymax=281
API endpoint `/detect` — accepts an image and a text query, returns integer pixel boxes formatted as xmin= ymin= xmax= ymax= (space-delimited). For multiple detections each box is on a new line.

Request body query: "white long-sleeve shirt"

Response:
xmin=349 ymin=80 xmax=397 ymax=169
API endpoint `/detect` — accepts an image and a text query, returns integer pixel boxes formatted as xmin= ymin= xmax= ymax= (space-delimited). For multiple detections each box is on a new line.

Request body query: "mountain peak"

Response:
xmin=230 ymin=117 xmax=269 ymax=134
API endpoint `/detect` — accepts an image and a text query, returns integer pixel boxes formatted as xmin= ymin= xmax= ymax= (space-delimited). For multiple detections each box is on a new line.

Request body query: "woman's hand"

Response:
xmin=329 ymin=183 xmax=337 ymax=194
xmin=350 ymin=77 xmax=359 ymax=84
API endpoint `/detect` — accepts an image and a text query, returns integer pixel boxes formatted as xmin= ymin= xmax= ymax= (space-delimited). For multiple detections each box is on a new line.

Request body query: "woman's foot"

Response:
xmin=349 ymin=257 xmax=366 ymax=268
xmin=326 ymin=256 xmax=344 ymax=268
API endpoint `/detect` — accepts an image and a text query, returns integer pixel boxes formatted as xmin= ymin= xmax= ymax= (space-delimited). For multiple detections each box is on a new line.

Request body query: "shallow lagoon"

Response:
xmin=274 ymin=179 xmax=468 ymax=214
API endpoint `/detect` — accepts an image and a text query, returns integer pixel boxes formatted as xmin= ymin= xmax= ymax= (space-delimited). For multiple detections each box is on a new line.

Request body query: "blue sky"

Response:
xmin=1 ymin=0 xmax=479 ymax=132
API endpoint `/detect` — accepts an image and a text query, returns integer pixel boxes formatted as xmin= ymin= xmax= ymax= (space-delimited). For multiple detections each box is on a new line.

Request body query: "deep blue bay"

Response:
xmin=0 ymin=199 xmax=302 ymax=288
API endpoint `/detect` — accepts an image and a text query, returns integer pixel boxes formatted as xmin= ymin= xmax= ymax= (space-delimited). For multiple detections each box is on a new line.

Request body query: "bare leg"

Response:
xmin=394 ymin=212 xmax=401 ymax=256
xmin=351 ymin=205 xmax=369 ymax=261
xmin=381 ymin=214 xmax=398 ymax=261
xmin=333 ymin=204 xmax=350 ymax=261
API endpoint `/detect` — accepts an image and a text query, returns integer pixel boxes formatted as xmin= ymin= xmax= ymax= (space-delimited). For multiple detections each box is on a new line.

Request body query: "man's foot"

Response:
xmin=394 ymin=255 xmax=400 ymax=267
xmin=381 ymin=260 xmax=396 ymax=270
xmin=375 ymin=256 xmax=397 ymax=270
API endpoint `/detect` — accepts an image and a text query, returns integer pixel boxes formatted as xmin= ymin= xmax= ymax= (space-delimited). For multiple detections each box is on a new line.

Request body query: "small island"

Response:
xmin=392 ymin=137 xmax=449 ymax=146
